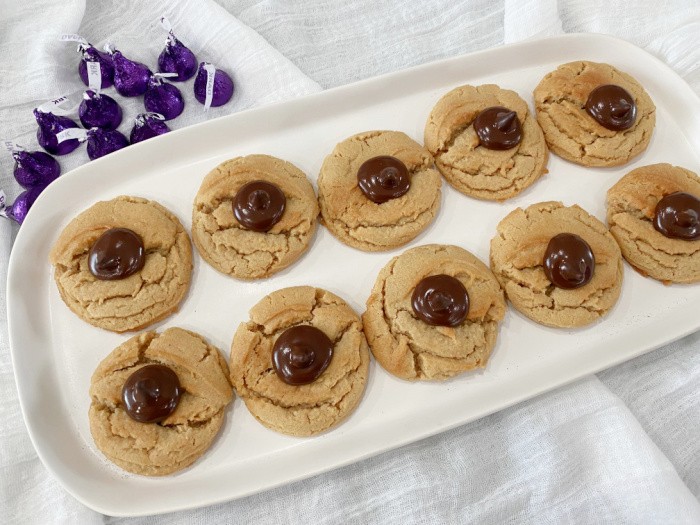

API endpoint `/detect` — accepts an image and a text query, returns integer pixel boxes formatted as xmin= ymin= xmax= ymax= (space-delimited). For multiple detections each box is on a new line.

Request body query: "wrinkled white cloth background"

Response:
xmin=1 ymin=1 xmax=699 ymax=523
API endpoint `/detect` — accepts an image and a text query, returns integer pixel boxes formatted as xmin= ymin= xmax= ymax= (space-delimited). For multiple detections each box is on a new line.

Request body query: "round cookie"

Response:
xmin=89 ymin=327 xmax=233 ymax=476
xmin=317 ymin=130 xmax=441 ymax=251
xmin=49 ymin=196 xmax=192 ymax=333
xmin=533 ymin=61 xmax=655 ymax=167
xmin=192 ymin=154 xmax=318 ymax=279
xmin=363 ymin=244 xmax=506 ymax=381
xmin=230 ymin=286 xmax=370 ymax=436
xmin=607 ymin=163 xmax=700 ymax=284
xmin=424 ymin=84 xmax=548 ymax=201
xmin=490 ymin=201 xmax=623 ymax=328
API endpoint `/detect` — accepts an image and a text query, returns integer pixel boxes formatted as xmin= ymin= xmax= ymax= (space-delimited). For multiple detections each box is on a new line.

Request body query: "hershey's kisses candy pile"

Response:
xmin=0 ymin=141 xmax=62 ymax=224
xmin=2 ymin=17 xmax=235 ymax=225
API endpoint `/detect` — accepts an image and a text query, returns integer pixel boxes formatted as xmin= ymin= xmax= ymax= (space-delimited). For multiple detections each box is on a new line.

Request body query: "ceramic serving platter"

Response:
xmin=7 ymin=34 xmax=700 ymax=516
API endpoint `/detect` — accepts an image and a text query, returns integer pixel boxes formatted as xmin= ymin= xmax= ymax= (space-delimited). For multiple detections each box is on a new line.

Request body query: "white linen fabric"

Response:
xmin=1 ymin=1 xmax=699 ymax=523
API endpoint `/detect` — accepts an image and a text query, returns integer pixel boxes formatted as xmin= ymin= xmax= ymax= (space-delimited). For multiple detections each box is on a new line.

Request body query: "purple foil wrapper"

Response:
xmin=111 ymin=50 xmax=152 ymax=97
xmin=34 ymin=109 xmax=81 ymax=155
xmin=13 ymin=150 xmax=61 ymax=189
xmin=2 ymin=186 xmax=45 ymax=224
xmin=144 ymin=76 xmax=184 ymax=120
xmin=158 ymin=33 xmax=197 ymax=82
xmin=193 ymin=62 xmax=234 ymax=107
xmin=129 ymin=113 xmax=170 ymax=144
xmin=86 ymin=128 xmax=129 ymax=160
xmin=78 ymin=45 xmax=115 ymax=89
xmin=79 ymin=90 xmax=123 ymax=130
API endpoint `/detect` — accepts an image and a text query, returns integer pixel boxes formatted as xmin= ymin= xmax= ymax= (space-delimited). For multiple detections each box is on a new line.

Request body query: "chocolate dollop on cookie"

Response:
xmin=272 ymin=325 xmax=334 ymax=385
xmin=543 ymin=233 xmax=595 ymax=289
xmin=473 ymin=106 xmax=522 ymax=150
xmin=357 ymin=155 xmax=411 ymax=204
xmin=585 ymin=84 xmax=637 ymax=131
xmin=411 ymin=274 xmax=469 ymax=327
xmin=122 ymin=364 xmax=182 ymax=423
xmin=653 ymin=192 xmax=700 ymax=240
xmin=88 ymin=227 xmax=145 ymax=280
xmin=233 ymin=180 xmax=286 ymax=232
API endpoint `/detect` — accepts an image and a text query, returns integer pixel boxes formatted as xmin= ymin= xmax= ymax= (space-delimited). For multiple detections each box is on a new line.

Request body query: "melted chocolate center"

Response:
xmin=233 ymin=180 xmax=286 ymax=232
xmin=584 ymin=84 xmax=637 ymax=131
xmin=473 ymin=106 xmax=523 ymax=150
xmin=411 ymin=274 xmax=469 ymax=327
xmin=543 ymin=233 xmax=595 ymax=289
xmin=121 ymin=364 xmax=182 ymax=423
xmin=88 ymin=227 xmax=145 ymax=280
xmin=653 ymin=191 xmax=700 ymax=240
xmin=357 ymin=155 xmax=410 ymax=204
xmin=272 ymin=325 xmax=334 ymax=385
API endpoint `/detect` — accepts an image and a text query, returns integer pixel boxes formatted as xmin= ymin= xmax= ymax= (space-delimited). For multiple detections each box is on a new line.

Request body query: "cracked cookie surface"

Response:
xmin=89 ymin=327 xmax=233 ymax=476
xmin=533 ymin=61 xmax=655 ymax=167
xmin=491 ymin=202 xmax=623 ymax=328
xmin=607 ymin=163 xmax=700 ymax=284
xmin=317 ymin=130 xmax=441 ymax=251
xmin=424 ymin=84 xmax=548 ymax=201
xmin=230 ymin=286 xmax=370 ymax=436
xmin=362 ymin=244 xmax=505 ymax=381
xmin=192 ymin=155 xmax=319 ymax=279
xmin=49 ymin=196 xmax=192 ymax=333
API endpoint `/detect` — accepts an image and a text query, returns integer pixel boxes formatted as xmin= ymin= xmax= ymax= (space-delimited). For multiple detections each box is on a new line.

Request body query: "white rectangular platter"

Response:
xmin=8 ymin=34 xmax=700 ymax=517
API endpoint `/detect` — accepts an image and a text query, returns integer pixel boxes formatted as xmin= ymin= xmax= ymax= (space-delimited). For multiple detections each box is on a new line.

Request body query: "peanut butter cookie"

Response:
xmin=89 ymin=328 xmax=233 ymax=476
xmin=424 ymin=84 xmax=548 ymax=201
xmin=192 ymin=155 xmax=318 ymax=279
xmin=533 ymin=61 xmax=655 ymax=167
xmin=317 ymin=130 xmax=441 ymax=251
xmin=607 ymin=163 xmax=700 ymax=283
xmin=230 ymin=286 xmax=370 ymax=436
xmin=49 ymin=196 xmax=192 ymax=333
xmin=363 ymin=244 xmax=506 ymax=381
xmin=490 ymin=201 xmax=623 ymax=328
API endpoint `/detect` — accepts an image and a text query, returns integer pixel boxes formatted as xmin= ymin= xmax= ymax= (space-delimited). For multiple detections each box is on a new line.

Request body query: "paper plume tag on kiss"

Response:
xmin=2 ymin=141 xmax=23 ymax=153
xmin=59 ymin=33 xmax=88 ymax=44
xmin=160 ymin=16 xmax=173 ymax=33
xmin=37 ymin=94 xmax=81 ymax=116
xmin=56 ymin=128 xmax=88 ymax=143
xmin=0 ymin=190 xmax=8 ymax=219
xmin=204 ymin=64 xmax=216 ymax=111
xmin=87 ymin=61 xmax=102 ymax=91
